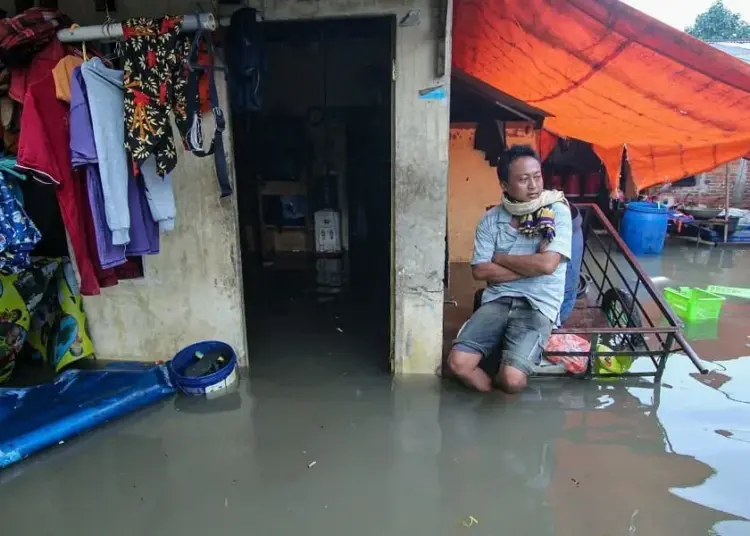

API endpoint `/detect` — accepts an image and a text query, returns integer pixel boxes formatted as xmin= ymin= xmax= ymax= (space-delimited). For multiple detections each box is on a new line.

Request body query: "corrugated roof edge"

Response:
xmin=710 ymin=43 xmax=750 ymax=64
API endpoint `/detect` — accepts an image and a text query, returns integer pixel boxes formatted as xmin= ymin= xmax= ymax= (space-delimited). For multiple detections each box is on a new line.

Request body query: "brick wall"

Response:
xmin=649 ymin=159 xmax=749 ymax=209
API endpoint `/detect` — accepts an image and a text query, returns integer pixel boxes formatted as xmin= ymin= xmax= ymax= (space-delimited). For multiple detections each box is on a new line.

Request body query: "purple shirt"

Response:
xmin=69 ymin=66 xmax=158 ymax=266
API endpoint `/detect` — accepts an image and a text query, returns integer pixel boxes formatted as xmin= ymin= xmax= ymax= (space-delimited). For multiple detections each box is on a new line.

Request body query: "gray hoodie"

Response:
xmin=81 ymin=58 xmax=130 ymax=245
xmin=81 ymin=58 xmax=176 ymax=244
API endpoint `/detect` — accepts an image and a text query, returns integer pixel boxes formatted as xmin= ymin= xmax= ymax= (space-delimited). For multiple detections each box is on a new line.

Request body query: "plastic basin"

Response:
xmin=168 ymin=341 xmax=238 ymax=396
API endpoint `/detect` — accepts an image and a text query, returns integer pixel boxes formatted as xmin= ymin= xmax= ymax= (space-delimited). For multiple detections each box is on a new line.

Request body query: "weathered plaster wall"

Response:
xmin=59 ymin=0 xmax=451 ymax=374
xmin=389 ymin=3 xmax=451 ymax=374
xmin=448 ymin=124 xmax=501 ymax=263
xmin=81 ymin=87 xmax=248 ymax=365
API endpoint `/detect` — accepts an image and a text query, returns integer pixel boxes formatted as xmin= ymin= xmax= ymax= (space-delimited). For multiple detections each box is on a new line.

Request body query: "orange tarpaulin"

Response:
xmin=539 ymin=129 xmax=559 ymax=162
xmin=453 ymin=0 xmax=750 ymax=192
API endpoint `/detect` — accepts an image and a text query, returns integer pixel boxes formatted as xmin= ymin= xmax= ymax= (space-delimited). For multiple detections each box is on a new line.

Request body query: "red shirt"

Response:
xmin=16 ymin=73 xmax=117 ymax=295
xmin=9 ymin=38 xmax=66 ymax=103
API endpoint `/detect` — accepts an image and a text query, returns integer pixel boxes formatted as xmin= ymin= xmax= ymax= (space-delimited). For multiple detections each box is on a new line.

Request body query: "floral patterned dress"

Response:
xmin=121 ymin=16 xmax=191 ymax=176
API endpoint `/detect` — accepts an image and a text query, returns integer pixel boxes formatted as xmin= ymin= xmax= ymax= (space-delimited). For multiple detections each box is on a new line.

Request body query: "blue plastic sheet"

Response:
xmin=0 ymin=363 xmax=175 ymax=469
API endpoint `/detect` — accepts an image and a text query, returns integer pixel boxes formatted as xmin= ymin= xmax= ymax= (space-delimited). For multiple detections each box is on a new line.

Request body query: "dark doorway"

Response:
xmin=230 ymin=17 xmax=395 ymax=379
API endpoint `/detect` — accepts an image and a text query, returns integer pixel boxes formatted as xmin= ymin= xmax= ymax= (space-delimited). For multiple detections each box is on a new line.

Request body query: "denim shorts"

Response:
xmin=453 ymin=297 xmax=553 ymax=376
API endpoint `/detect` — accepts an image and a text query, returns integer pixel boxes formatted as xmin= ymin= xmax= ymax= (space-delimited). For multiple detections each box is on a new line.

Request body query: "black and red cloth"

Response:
xmin=121 ymin=16 xmax=190 ymax=177
xmin=0 ymin=8 xmax=72 ymax=68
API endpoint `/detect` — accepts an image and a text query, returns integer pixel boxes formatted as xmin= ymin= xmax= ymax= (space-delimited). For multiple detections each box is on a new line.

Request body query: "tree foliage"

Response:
xmin=686 ymin=1 xmax=750 ymax=41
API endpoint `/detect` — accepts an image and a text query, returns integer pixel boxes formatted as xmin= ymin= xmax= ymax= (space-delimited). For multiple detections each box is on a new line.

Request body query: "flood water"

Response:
xmin=1 ymin=242 xmax=749 ymax=535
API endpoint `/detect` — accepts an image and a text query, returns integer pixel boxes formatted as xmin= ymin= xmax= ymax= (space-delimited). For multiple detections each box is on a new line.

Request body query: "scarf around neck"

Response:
xmin=502 ymin=189 xmax=566 ymax=241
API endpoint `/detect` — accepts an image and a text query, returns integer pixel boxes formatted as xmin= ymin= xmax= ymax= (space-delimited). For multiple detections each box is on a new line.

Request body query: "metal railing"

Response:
xmin=547 ymin=203 xmax=706 ymax=381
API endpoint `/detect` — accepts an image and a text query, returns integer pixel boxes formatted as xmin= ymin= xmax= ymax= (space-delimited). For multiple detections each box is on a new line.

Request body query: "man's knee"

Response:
xmin=495 ymin=365 xmax=528 ymax=394
xmin=447 ymin=349 xmax=481 ymax=377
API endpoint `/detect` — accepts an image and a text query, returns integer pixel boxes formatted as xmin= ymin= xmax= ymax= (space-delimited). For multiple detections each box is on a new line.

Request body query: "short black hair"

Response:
xmin=497 ymin=144 xmax=541 ymax=184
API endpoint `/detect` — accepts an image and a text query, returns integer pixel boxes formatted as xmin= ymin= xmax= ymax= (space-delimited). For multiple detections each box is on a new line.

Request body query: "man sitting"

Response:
xmin=447 ymin=144 xmax=572 ymax=393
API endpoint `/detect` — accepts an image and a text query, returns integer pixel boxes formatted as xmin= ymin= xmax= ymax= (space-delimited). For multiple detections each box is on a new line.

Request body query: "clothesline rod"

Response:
xmin=56 ymin=13 xmax=230 ymax=43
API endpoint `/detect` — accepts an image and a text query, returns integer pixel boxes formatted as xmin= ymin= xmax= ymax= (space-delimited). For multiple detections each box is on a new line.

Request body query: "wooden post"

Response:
xmin=724 ymin=164 xmax=731 ymax=243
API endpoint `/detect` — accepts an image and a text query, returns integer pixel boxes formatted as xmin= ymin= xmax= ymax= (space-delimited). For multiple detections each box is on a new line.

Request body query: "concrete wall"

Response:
xmin=58 ymin=0 xmax=451 ymax=374
xmin=83 ymin=92 xmax=248 ymax=365
xmin=388 ymin=3 xmax=451 ymax=374
xmin=448 ymin=124 xmax=501 ymax=263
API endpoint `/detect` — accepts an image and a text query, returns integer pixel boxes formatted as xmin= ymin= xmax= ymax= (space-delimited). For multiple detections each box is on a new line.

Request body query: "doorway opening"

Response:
xmin=232 ymin=17 xmax=395 ymax=379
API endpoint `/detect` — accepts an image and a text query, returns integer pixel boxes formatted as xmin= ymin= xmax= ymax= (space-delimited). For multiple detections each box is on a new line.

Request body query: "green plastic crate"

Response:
xmin=664 ymin=287 xmax=725 ymax=322
xmin=706 ymin=285 xmax=750 ymax=299
xmin=681 ymin=320 xmax=720 ymax=341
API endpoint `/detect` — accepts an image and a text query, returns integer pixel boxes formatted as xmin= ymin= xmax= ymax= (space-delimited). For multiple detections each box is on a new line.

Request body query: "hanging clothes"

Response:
xmin=25 ymin=259 xmax=95 ymax=370
xmin=0 ymin=167 xmax=41 ymax=274
xmin=79 ymin=59 xmax=162 ymax=251
xmin=0 ymin=96 xmax=19 ymax=154
xmin=0 ymin=69 xmax=9 ymax=95
xmin=197 ymin=44 xmax=212 ymax=114
xmin=121 ymin=16 xmax=191 ymax=176
xmin=70 ymin=64 xmax=161 ymax=260
xmin=123 ymin=168 xmax=159 ymax=255
xmin=139 ymin=156 xmax=176 ymax=232
xmin=81 ymin=58 xmax=130 ymax=246
xmin=0 ymin=154 xmax=26 ymax=182
xmin=70 ymin=65 xmax=126 ymax=269
xmin=0 ymin=258 xmax=95 ymax=384
xmin=16 ymin=72 xmax=115 ymax=295
xmin=9 ymin=38 xmax=66 ymax=103
xmin=52 ymin=54 xmax=83 ymax=102
xmin=225 ymin=8 xmax=265 ymax=113
xmin=184 ymin=27 xmax=231 ymax=198
xmin=0 ymin=8 xmax=72 ymax=68
xmin=0 ymin=154 xmax=25 ymax=208
xmin=17 ymin=176 xmax=68 ymax=258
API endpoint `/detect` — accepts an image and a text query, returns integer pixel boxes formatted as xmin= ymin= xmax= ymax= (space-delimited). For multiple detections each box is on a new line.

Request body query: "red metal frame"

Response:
xmin=548 ymin=204 xmax=705 ymax=381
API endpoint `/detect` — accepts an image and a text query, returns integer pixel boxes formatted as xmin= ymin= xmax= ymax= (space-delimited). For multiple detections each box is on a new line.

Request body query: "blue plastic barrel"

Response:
xmin=560 ymin=205 xmax=583 ymax=323
xmin=168 ymin=341 xmax=237 ymax=396
xmin=620 ymin=202 xmax=669 ymax=256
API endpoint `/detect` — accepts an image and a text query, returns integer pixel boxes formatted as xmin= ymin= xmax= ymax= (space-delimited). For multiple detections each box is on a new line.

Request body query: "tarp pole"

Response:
xmin=724 ymin=165 xmax=731 ymax=243
xmin=732 ymin=158 xmax=747 ymax=204
xmin=56 ymin=13 xmax=230 ymax=42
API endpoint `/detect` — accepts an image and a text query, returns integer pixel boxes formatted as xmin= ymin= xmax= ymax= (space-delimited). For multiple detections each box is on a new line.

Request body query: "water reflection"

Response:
xmin=648 ymin=246 xmax=749 ymax=289
xmin=429 ymin=367 xmax=744 ymax=534
xmin=0 ymin=361 xmax=748 ymax=536
xmin=645 ymin=357 xmax=750 ymax=530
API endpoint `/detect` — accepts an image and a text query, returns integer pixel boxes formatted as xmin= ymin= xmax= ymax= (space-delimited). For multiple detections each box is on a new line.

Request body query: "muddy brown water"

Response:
xmin=0 ymin=243 xmax=749 ymax=535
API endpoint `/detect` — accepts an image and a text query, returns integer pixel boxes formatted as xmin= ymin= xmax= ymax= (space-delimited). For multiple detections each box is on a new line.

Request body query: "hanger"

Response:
xmin=100 ymin=6 xmax=123 ymax=62
xmin=69 ymin=24 xmax=88 ymax=61
xmin=103 ymin=40 xmax=123 ymax=62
